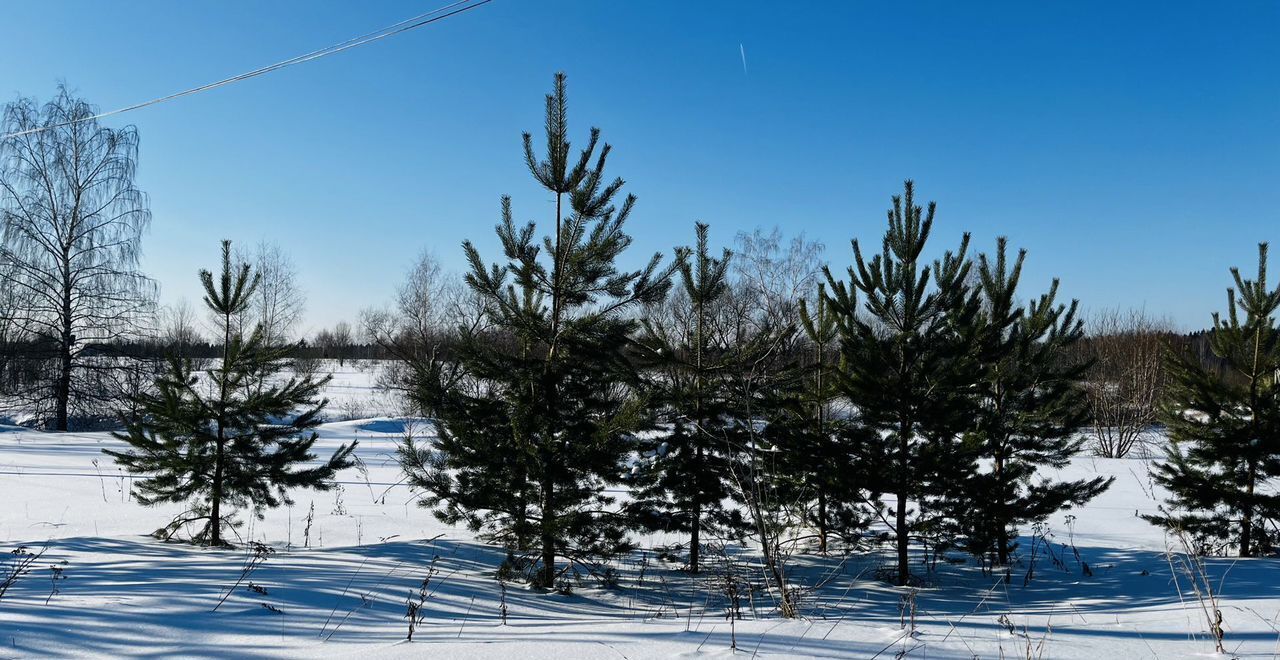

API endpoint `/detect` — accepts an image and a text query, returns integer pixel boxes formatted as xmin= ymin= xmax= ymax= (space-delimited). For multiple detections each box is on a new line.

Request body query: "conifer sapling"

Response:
xmin=106 ymin=241 xmax=356 ymax=547
xmin=1146 ymin=243 xmax=1280 ymax=557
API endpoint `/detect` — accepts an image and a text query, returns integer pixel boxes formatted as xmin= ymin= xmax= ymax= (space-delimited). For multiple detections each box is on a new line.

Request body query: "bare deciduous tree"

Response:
xmin=1082 ymin=308 xmax=1173 ymax=458
xmin=160 ymin=298 xmax=205 ymax=365
xmin=331 ymin=321 xmax=352 ymax=345
xmin=233 ymin=241 xmax=305 ymax=346
xmin=161 ymin=299 xmax=202 ymax=347
xmin=330 ymin=321 xmax=352 ymax=366
xmin=0 ymin=87 xmax=156 ymax=430
xmin=361 ymin=250 xmax=485 ymax=405
xmin=312 ymin=320 xmax=354 ymax=367
xmin=718 ymin=297 xmax=803 ymax=618
xmin=733 ymin=227 xmax=825 ymax=333
xmin=394 ymin=249 xmax=448 ymax=343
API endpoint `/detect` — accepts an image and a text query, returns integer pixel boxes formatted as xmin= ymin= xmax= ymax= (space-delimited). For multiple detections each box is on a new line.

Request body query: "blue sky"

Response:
xmin=1 ymin=1 xmax=1276 ymax=332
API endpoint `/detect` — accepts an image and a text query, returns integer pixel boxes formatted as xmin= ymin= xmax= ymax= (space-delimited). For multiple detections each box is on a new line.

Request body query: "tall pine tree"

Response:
xmin=956 ymin=238 xmax=1112 ymax=567
xmin=823 ymin=181 xmax=980 ymax=585
xmin=106 ymin=241 xmax=356 ymax=547
xmin=1147 ymin=243 xmax=1280 ymax=556
xmin=400 ymin=73 xmax=672 ymax=586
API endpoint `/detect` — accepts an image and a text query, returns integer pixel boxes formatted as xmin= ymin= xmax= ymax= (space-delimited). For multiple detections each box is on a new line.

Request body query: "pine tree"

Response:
xmin=106 ymin=241 xmax=356 ymax=547
xmin=957 ymin=238 xmax=1112 ymax=567
xmin=1146 ymin=243 xmax=1280 ymax=557
xmin=402 ymin=287 xmax=543 ymax=553
xmin=823 ymin=181 xmax=980 ymax=585
xmin=628 ymin=222 xmax=745 ymax=572
xmin=400 ymin=73 xmax=672 ymax=587
xmin=764 ymin=284 xmax=873 ymax=554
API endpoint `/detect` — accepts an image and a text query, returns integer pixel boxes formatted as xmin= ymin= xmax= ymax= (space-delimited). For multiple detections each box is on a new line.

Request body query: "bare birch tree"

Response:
xmin=361 ymin=249 xmax=484 ymax=404
xmin=733 ymin=227 xmax=825 ymax=333
xmin=235 ymin=241 xmax=305 ymax=346
xmin=0 ymin=87 xmax=156 ymax=430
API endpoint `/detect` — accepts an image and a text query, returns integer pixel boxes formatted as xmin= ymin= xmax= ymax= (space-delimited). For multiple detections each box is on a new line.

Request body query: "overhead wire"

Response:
xmin=0 ymin=0 xmax=494 ymax=139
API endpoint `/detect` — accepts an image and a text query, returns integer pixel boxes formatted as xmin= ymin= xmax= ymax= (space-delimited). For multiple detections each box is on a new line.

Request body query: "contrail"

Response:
xmin=740 ymin=43 xmax=748 ymax=76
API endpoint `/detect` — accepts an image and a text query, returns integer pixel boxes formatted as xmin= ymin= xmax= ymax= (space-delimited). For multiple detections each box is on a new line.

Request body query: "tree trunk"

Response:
xmin=54 ymin=337 xmax=71 ymax=431
xmin=995 ymin=454 xmax=1009 ymax=565
xmin=55 ymin=286 xmax=73 ymax=431
xmin=690 ymin=498 xmax=701 ymax=573
xmin=761 ymin=534 xmax=796 ymax=618
xmin=1243 ymin=361 xmax=1260 ymax=558
xmin=746 ymin=482 xmax=795 ymax=618
xmin=1240 ymin=508 xmax=1253 ymax=558
xmin=689 ymin=435 xmax=704 ymax=573
xmin=1241 ymin=459 xmax=1256 ymax=557
xmin=210 ymin=438 xmax=224 ymax=547
xmin=690 ymin=288 xmax=705 ymax=575
xmin=540 ymin=468 xmax=556 ymax=587
xmin=514 ymin=486 xmax=529 ymax=552
xmin=896 ymin=418 xmax=911 ymax=586
xmin=817 ymin=488 xmax=829 ymax=554
xmin=816 ymin=350 xmax=829 ymax=555
xmin=539 ymin=190 xmax=563 ymax=588
xmin=211 ymin=308 xmax=231 ymax=547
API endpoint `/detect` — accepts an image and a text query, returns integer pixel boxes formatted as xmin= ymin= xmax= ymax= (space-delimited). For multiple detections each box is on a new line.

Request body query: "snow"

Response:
xmin=1 ymin=363 xmax=1278 ymax=658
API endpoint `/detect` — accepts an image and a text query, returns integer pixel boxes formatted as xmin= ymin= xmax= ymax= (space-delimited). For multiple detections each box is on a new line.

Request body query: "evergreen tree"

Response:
xmin=823 ymin=181 xmax=980 ymax=585
xmin=1146 ymin=243 xmax=1280 ymax=557
xmin=106 ymin=241 xmax=356 ymax=547
xmin=957 ymin=238 xmax=1112 ymax=567
xmin=628 ymin=222 xmax=744 ymax=572
xmin=404 ymin=338 xmax=543 ymax=552
xmin=400 ymin=73 xmax=672 ymax=587
xmin=402 ymin=278 xmax=544 ymax=554
xmin=764 ymin=284 xmax=873 ymax=553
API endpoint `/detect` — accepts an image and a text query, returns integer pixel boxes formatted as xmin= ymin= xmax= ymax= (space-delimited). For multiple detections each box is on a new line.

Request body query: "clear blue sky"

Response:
xmin=2 ymin=1 xmax=1276 ymax=332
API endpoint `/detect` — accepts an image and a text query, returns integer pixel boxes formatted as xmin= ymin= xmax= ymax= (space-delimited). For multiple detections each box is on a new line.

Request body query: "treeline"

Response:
xmin=82 ymin=338 xmax=388 ymax=362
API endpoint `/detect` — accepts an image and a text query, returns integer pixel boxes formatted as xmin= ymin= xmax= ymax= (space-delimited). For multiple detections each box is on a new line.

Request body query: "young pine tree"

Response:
xmin=1146 ymin=243 xmax=1280 ymax=556
xmin=764 ymin=284 xmax=872 ymax=554
xmin=958 ymin=238 xmax=1112 ymax=567
xmin=823 ymin=181 xmax=981 ymax=585
xmin=628 ymin=222 xmax=745 ymax=573
xmin=400 ymin=73 xmax=672 ymax=587
xmin=106 ymin=241 xmax=356 ymax=547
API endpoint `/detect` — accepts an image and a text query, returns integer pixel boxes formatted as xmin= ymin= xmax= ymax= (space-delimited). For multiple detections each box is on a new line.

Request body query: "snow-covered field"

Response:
xmin=1 ymin=363 xmax=1278 ymax=659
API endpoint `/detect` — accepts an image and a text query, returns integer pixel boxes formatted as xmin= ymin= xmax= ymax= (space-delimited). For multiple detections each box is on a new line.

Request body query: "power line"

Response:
xmin=0 ymin=0 xmax=494 ymax=140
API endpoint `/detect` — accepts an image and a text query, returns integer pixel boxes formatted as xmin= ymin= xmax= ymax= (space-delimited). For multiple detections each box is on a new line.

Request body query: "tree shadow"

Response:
xmin=2 ymin=530 xmax=1279 ymax=658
